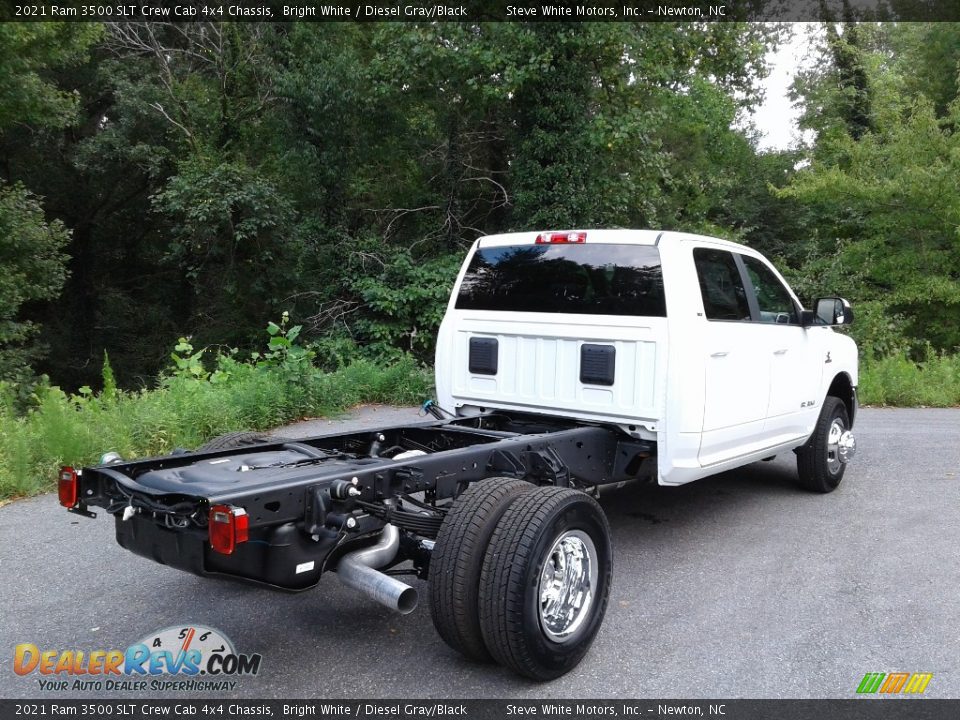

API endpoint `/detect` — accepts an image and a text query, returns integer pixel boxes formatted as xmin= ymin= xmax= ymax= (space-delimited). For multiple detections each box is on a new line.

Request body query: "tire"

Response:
xmin=478 ymin=487 xmax=612 ymax=681
xmin=429 ymin=477 xmax=534 ymax=663
xmin=196 ymin=431 xmax=280 ymax=452
xmin=796 ymin=396 xmax=850 ymax=493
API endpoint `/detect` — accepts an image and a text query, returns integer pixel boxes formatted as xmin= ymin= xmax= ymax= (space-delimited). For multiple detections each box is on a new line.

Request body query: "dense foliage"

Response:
xmin=0 ymin=19 xmax=958 ymax=426
xmin=785 ymin=21 xmax=960 ymax=360
xmin=0 ymin=183 xmax=70 ymax=395
xmin=0 ymin=327 xmax=432 ymax=499
xmin=1 ymin=21 xmax=780 ymax=389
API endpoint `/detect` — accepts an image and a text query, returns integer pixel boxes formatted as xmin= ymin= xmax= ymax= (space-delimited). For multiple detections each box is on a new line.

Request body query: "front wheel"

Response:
xmin=796 ymin=396 xmax=854 ymax=493
xmin=478 ymin=487 xmax=612 ymax=680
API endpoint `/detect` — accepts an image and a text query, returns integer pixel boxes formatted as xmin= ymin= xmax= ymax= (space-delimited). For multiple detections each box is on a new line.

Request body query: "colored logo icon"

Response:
xmin=857 ymin=672 xmax=933 ymax=694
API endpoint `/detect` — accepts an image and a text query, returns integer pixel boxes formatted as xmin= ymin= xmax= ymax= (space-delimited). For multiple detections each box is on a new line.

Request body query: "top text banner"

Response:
xmin=4 ymin=0 xmax=960 ymax=22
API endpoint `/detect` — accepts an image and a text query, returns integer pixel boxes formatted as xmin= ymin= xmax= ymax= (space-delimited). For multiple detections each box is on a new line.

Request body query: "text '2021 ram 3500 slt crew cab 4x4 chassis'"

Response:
xmin=60 ymin=229 xmax=858 ymax=680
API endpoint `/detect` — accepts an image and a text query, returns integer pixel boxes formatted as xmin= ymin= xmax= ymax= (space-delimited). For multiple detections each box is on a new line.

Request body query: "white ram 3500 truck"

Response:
xmin=63 ymin=229 xmax=857 ymax=681
xmin=437 ymin=229 xmax=857 ymax=491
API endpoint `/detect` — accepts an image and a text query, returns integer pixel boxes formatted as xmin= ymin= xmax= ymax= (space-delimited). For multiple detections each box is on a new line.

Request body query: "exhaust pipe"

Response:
xmin=336 ymin=524 xmax=419 ymax=614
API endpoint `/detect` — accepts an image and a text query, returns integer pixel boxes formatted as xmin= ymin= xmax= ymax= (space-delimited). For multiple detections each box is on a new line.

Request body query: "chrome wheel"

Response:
xmin=538 ymin=529 xmax=598 ymax=643
xmin=838 ymin=430 xmax=857 ymax=464
xmin=826 ymin=418 xmax=846 ymax=475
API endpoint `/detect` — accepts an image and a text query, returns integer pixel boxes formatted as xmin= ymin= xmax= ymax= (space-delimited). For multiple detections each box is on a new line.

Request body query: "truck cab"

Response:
xmin=435 ymin=229 xmax=858 ymax=489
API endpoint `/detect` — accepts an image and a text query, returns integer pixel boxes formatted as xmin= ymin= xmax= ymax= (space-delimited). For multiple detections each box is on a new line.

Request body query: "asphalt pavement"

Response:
xmin=1 ymin=407 xmax=958 ymax=699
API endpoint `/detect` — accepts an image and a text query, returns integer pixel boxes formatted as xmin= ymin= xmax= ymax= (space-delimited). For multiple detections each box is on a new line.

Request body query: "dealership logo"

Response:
xmin=856 ymin=672 xmax=933 ymax=694
xmin=13 ymin=625 xmax=261 ymax=692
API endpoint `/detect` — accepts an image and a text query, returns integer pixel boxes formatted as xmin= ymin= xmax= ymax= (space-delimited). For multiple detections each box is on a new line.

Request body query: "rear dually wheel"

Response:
xmin=478 ymin=486 xmax=612 ymax=680
xmin=429 ymin=477 xmax=534 ymax=662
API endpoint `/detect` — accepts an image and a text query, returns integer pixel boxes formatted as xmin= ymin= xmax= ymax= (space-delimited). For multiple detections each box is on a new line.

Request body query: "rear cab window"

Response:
xmin=455 ymin=244 xmax=666 ymax=317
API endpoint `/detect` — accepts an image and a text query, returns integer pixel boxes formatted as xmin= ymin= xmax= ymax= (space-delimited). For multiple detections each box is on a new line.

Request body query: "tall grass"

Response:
xmin=858 ymin=353 xmax=960 ymax=407
xmin=0 ymin=358 xmax=433 ymax=500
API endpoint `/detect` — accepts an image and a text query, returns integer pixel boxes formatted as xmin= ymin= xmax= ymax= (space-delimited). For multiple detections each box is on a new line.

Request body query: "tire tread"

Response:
xmin=478 ymin=487 xmax=611 ymax=680
xmin=429 ymin=477 xmax=532 ymax=662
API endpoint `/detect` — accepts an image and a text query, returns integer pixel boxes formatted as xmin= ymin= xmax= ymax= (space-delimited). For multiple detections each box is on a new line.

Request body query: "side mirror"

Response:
xmin=813 ymin=297 xmax=854 ymax=326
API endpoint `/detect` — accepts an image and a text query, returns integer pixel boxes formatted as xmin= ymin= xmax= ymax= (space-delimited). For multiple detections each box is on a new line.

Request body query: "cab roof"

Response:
xmin=476 ymin=229 xmax=750 ymax=252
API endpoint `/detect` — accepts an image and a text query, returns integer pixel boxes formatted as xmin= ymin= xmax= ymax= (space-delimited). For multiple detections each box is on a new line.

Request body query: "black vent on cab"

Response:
xmin=469 ymin=337 xmax=498 ymax=375
xmin=580 ymin=344 xmax=615 ymax=386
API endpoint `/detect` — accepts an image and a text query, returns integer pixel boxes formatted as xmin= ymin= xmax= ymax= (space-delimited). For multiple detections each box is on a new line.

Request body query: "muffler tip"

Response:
xmin=397 ymin=587 xmax=419 ymax=615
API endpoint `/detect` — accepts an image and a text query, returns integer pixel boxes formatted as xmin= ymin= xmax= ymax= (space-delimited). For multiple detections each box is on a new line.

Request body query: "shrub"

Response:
xmin=0 ymin=325 xmax=433 ymax=500
xmin=859 ymin=351 xmax=960 ymax=407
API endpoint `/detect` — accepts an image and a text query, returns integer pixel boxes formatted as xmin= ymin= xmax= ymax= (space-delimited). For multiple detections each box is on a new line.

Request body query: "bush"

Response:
xmin=859 ymin=352 xmax=960 ymax=407
xmin=0 ymin=182 xmax=71 ymax=386
xmin=348 ymin=250 xmax=463 ymax=363
xmin=0 ymin=328 xmax=433 ymax=500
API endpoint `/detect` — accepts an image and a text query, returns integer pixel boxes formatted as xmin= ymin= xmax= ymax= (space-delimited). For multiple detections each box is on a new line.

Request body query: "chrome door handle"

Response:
xmin=710 ymin=351 xmax=729 ymax=358
xmin=773 ymin=349 xmax=788 ymax=355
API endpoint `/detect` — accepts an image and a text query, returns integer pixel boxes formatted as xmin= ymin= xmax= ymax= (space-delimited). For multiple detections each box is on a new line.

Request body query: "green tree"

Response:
xmin=0 ymin=183 xmax=70 ymax=382
xmin=0 ymin=23 xmax=99 ymax=388
xmin=783 ymin=99 xmax=960 ymax=355
xmin=0 ymin=23 xmax=101 ymax=133
xmin=784 ymin=22 xmax=960 ymax=356
xmin=887 ymin=22 xmax=960 ymax=118
xmin=150 ymin=158 xmax=296 ymax=346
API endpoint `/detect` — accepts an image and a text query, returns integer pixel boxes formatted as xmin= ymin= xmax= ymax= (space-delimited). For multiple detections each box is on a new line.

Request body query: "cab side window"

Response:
xmin=693 ymin=248 xmax=751 ymax=321
xmin=741 ymin=255 xmax=799 ymax=325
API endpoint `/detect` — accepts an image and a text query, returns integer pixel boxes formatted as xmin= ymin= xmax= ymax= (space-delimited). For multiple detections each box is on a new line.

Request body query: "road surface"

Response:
xmin=2 ymin=407 xmax=957 ymax=699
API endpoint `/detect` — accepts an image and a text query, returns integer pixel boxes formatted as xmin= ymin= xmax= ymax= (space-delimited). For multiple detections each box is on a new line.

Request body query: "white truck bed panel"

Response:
xmin=448 ymin=315 xmax=664 ymax=425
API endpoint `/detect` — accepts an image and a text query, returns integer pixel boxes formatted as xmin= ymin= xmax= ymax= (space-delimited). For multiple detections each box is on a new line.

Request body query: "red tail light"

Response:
xmin=536 ymin=231 xmax=586 ymax=244
xmin=209 ymin=505 xmax=249 ymax=555
xmin=58 ymin=467 xmax=78 ymax=508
